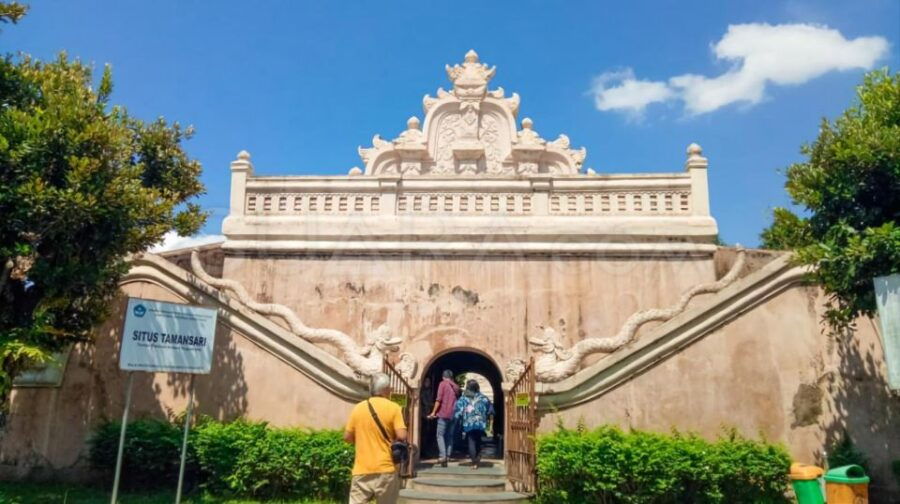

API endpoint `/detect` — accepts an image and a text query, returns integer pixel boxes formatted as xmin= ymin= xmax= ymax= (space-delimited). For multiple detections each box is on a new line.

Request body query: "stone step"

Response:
xmin=418 ymin=458 xmax=505 ymax=466
xmin=411 ymin=477 xmax=507 ymax=494
xmin=398 ymin=489 xmax=530 ymax=504
xmin=415 ymin=464 xmax=507 ymax=480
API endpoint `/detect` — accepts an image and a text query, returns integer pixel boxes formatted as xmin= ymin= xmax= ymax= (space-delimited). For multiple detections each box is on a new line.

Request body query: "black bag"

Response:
xmin=366 ymin=399 xmax=409 ymax=464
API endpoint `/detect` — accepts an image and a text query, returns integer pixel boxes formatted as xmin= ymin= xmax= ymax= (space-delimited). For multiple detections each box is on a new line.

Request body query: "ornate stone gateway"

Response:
xmin=214 ymin=48 xmax=720 ymax=398
xmin=505 ymin=357 xmax=537 ymax=494
xmin=8 ymin=49 xmax=895 ymax=500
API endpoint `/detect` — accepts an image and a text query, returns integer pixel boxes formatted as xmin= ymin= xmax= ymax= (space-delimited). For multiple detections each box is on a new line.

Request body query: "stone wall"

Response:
xmin=0 ymin=279 xmax=354 ymax=481
xmin=220 ymin=252 xmax=718 ymax=374
xmin=2 ymin=250 xmax=897 ymax=499
xmin=544 ymin=283 xmax=900 ymax=497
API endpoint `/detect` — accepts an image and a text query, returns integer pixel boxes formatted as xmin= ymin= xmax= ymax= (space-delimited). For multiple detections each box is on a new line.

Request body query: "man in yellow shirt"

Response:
xmin=344 ymin=372 xmax=408 ymax=503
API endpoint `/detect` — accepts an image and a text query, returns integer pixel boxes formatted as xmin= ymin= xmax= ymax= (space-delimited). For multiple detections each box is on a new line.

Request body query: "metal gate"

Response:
xmin=505 ymin=356 xmax=537 ymax=493
xmin=383 ymin=358 xmax=417 ymax=477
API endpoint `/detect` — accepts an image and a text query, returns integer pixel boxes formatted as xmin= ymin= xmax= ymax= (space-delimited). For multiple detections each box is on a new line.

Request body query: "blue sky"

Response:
xmin=5 ymin=0 xmax=899 ymax=247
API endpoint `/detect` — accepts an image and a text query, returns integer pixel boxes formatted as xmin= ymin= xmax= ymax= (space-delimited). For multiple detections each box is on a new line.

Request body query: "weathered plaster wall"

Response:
xmin=0 ymin=279 xmax=354 ymax=480
xmin=4 ymin=251 xmax=897 ymax=498
xmin=544 ymin=284 xmax=900 ymax=496
xmin=221 ymin=253 xmax=718 ymax=377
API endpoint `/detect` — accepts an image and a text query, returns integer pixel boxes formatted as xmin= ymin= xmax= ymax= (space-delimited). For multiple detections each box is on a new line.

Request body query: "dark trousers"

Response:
xmin=467 ymin=429 xmax=485 ymax=463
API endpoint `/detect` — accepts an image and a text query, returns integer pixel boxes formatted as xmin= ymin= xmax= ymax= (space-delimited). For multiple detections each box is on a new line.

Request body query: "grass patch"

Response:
xmin=0 ymin=481 xmax=338 ymax=504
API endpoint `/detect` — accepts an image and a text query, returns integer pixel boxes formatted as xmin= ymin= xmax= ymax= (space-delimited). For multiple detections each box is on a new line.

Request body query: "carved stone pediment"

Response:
xmin=358 ymin=50 xmax=586 ymax=177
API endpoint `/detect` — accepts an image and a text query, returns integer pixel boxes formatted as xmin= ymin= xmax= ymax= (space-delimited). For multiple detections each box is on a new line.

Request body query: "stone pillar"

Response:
xmin=379 ymin=178 xmax=400 ymax=215
xmin=230 ymin=150 xmax=253 ymax=216
xmin=531 ymin=176 xmax=552 ymax=216
xmin=685 ymin=143 xmax=710 ymax=216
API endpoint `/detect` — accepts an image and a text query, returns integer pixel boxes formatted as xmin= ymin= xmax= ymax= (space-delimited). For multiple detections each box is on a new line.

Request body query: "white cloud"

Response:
xmin=150 ymin=231 xmax=225 ymax=253
xmin=592 ymin=69 xmax=675 ymax=117
xmin=593 ymin=23 xmax=889 ymax=117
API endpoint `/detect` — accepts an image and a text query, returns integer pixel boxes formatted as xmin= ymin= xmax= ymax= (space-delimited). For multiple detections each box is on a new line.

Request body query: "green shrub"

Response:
xmin=194 ymin=421 xmax=353 ymax=499
xmin=826 ymin=433 xmax=869 ymax=472
xmin=891 ymin=459 xmax=900 ymax=487
xmin=88 ymin=418 xmax=199 ymax=490
xmin=536 ymin=425 xmax=791 ymax=504
xmin=89 ymin=417 xmax=353 ymax=501
xmin=190 ymin=418 xmax=268 ymax=493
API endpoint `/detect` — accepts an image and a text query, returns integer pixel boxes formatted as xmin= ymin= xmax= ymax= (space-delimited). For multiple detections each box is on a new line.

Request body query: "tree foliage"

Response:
xmin=761 ymin=69 xmax=900 ymax=330
xmin=0 ymin=10 xmax=206 ymax=410
xmin=0 ymin=2 xmax=27 ymax=25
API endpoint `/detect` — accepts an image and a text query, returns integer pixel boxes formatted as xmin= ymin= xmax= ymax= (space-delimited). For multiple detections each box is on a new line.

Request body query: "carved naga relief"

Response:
xmin=190 ymin=251 xmax=418 ymax=380
xmin=513 ymin=249 xmax=748 ymax=383
xmin=356 ymin=50 xmax=586 ymax=177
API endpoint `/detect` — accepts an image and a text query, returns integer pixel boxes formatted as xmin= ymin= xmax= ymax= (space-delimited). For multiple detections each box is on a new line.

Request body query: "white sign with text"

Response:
xmin=875 ymin=274 xmax=900 ymax=390
xmin=120 ymin=298 xmax=218 ymax=374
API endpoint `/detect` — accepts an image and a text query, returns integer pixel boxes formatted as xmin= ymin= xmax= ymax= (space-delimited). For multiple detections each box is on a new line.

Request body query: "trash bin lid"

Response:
xmin=790 ymin=462 xmax=824 ymax=480
xmin=824 ymin=464 xmax=870 ymax=484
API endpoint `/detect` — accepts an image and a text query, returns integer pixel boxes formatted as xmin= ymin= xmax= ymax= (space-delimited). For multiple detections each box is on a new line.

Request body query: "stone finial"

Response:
xmin=516 ymin=118 xmax=544 ymax=147
xmin=685 ymin=142 xmax=708 ymax=170
xmin=394 ymin=116 xmax=425 ymax=145
xmin=446 ymin=49 xmax=496 ymax=93
xmin=348 ymin=166 xmax=363 ymax=176
xmin=231 ymin=149 xmax=253 ymax=173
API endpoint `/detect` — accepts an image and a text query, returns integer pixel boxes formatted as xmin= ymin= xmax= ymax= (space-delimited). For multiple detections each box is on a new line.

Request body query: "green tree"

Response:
xmin=0 ymin=5 xmax=207 ymax=411
xmin=761 ymin=69 xmax=900 ymax=330
xmin=0 ymin=2 xmax=27 ymax=25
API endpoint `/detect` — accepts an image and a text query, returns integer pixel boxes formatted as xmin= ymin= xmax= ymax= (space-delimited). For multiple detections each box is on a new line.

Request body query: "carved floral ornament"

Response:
xmin=357 ymin=50 xmax=586 ymax=177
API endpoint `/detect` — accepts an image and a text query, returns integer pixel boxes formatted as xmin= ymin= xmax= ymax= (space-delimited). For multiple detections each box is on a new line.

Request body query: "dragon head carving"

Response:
xmin=365 ymin=324 xmax=403 ymax=355
xmin=528 ymin=325 xmax=573 ymax=361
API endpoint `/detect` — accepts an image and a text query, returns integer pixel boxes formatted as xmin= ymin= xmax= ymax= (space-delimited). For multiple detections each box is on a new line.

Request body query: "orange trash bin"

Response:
xmin=824 ymin=464 xmax=869 ymax=504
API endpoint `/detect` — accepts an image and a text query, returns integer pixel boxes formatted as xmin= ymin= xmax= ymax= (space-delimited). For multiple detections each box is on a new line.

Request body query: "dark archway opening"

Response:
xmin=418 ymin=350 xmax=504 ymax=460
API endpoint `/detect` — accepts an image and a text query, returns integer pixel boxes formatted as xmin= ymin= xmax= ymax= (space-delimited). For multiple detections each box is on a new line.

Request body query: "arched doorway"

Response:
xmin=418 ymin=350 xmax=505 ymax=460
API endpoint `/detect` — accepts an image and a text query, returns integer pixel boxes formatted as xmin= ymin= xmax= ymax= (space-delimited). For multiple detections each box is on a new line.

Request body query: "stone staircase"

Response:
xmin=399 ymin=460 xmax=531 ymax=503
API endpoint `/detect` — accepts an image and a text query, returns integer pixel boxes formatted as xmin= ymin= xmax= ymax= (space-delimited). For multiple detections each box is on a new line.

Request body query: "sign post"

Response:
xmin=109 ymin=372 xmax=134 ymax=504
xmin=111 ymin=298 xmax=217 ymax=504
xmin=175 ymin=374 xmax=196 ymax=504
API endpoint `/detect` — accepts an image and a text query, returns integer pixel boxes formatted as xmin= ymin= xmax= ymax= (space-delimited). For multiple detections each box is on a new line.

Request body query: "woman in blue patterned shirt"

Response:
xmin=454 ymin=379 xmax=494 ymax=469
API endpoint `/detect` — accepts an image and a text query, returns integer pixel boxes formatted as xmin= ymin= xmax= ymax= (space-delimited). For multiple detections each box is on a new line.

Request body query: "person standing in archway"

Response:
xmin=426 ymin=369 xmax=459 ymax=467
xmin=454 ymin=379 xmax=494 ymax=470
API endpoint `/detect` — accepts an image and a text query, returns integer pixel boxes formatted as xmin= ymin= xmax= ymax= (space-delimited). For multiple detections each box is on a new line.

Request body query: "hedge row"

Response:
xmin=89 ymin=418 xmax=353 ymax=500
xmin=536 ymin=425 xmax=792 ymax=504
xmin=90 ymin=418 xmax=791 ymax=503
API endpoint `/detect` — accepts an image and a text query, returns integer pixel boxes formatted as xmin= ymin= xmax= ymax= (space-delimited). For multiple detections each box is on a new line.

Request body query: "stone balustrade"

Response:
xmin=239 ymin=173 xmax=696 ymax=218
xmin=222 ymin=144 xmax=715 ymax=256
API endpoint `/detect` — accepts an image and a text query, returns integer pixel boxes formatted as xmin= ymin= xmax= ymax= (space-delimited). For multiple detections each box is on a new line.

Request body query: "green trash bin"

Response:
xmin=790 ymin=463 xmax=825 ymax=504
